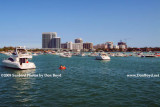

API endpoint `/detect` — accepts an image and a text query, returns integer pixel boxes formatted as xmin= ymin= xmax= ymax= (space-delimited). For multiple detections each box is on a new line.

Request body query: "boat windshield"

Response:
xmin=8 ymin=58 xmax=14 ymax=62
xmin=17 ymin=49 xmax=27 ymax=54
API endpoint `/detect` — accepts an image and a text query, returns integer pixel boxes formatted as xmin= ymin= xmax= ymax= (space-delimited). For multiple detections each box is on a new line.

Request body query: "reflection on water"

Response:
xmin=100 ymin=60 xmax=110 ymax=63
xmin=10 ymin=69 xmax=36 ymax=104
xmin=12 ymin=69 xmax=36 ymax=74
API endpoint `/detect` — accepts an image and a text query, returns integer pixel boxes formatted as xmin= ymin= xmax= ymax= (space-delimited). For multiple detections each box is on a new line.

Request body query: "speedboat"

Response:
xmin=79 ymin=53 xmax=85 ymax=57
xmin=32 ymin=53 xmax=38 ymax=56
xmin=2 ymin=46 xmax=36 ymax=69
xmin=155 ymin=53 xmax=160 ymax=57
xmin=96 ymin=52 xmax=110 ymax=60
xmin=144 ymin=54 xmax=156 ymax=57
xmin=60 ymin=52 xmax=72 ymax=58
xmin=88 ymin=52 xmax=97 ymax=57
xmin=3 ymin=52 xmax=12 ymax=56
xmin=115 ymin=53 xmax=124 ymax=57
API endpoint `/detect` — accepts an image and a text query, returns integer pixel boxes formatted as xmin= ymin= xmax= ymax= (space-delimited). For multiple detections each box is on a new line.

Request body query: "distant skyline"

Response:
xmin=0 ymin=0 xmax=160 ymax=48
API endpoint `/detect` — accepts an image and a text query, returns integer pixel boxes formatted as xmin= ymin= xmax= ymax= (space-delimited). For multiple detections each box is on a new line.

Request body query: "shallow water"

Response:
xmin=0 ymin=53 xmax=160 ymax=106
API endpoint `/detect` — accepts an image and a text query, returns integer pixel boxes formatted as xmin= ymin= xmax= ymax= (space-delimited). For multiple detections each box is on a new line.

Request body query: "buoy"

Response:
xmin=59 ymin=66 xmax=66 ymax=70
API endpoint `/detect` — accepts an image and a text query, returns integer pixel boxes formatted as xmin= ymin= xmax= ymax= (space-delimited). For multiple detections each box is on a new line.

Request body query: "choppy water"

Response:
xmin=0 ymin=53 xmax=160 ymax=106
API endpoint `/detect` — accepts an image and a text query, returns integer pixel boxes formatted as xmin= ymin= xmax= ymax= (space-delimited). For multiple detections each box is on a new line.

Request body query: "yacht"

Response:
xmin=32 ymin=53 xmax=38 ymax=56
xmin=2 ymin=46 xmax=36 ymax=69
xmin=88 ymin=52 xmax=97 ymax=57
xmin=60 ymin=52 xmax=72 ymax=58
xmin=96 ymin=52 xmax=110 ymax=60
xmin=79 ymin=53 xmax=85 ymax=57
xmin=115 ymin=53 xmax=125 ymax=57
xmin=155 ymin=53 xmax=160 ymax=57
xmin=144 ymin=54 xmax=156 ymax=57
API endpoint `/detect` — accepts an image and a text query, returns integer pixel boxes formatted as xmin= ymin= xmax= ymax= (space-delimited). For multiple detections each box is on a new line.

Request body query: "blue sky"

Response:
xmin=0 ymin=0 xmax=159 ymax=48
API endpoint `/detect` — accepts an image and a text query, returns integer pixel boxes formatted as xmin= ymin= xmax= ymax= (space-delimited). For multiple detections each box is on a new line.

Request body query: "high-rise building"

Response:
xmin=83 ymin=42 xmax=93 ymax=49
xmin=67 ymin=42 xmax=73 ymax=50
xmin=75 ymin=38 xmax=83 ymax=43
xmin=61 ymin=43 xmax=67 ymax=49
xmin=51 ymin=37 xmax=61 ymax=49
xmin=118 ymin=41 xmax=127 ymax=49
xmin=72 ymin=43 xmax=83 ymax=51
xmin=113 ymin=45 xmax=119 ymax=49
xmin=42 ymin=32 xmax=61 ymax=49
xmin=106 ymin=42 xmax=113 ymax=49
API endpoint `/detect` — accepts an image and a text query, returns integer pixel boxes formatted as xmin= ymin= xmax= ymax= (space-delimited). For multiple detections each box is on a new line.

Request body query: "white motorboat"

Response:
xmin=32 ymin=53 xmax=38 ymax=56
xmin=79 ymin=53 xmax=85 ymax=57
xmin=96 ymin=52 xmax=110 ymax=60
xmin=144 ymin=54 xmax=156 ymax=57
xmin=107 ymin=53 xmax=115 ymax=57
xmin=115 ymin=53 xmax=124 ymax=57
xmin=72 ymin=52 xmax=79 ymax=56
xmin=88 ymin=52 xmax=97 ymax=57
xmin=60 ymin=52 xmax=72 ymax=58
xmin=2 ymin=46 xmax=36 ymax=70
xmin=3 ymin=52 xmax=12 ymax=56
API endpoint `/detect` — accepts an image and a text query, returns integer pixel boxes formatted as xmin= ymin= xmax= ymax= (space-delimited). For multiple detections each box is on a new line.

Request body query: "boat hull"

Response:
xmin=96 ymin=56 xmax=110 ymax=60
xmin=2 ymin=60 xmax=36 ymax=70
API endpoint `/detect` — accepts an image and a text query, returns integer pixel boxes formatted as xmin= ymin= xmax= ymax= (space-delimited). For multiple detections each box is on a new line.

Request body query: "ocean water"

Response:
xmin=0 ymin=53 xmax=160 ymax=106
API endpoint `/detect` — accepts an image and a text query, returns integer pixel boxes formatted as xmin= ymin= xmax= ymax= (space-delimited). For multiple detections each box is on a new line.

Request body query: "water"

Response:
xmin=0 ymin=53 xmax=160 ymax=106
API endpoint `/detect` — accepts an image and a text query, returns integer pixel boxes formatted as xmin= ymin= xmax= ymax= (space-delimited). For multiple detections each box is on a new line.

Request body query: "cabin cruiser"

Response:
xmin=3 ymin=52 xmax=12 ymax=56
xmin=135 ymin=52 xmax=144 ymax=57
xmin=115 ymin=53 xmax=124 ymax=57
xmin=155 ymin=53 xmax=160 ymax=57
xmin=79 ymin=53 xmax=85 ymax=57
xmin=72 ymin=52 xmax=79 ymax=56
xmin=96 ymin=52 xmax=110 ymax=60
xmin=144 ymin=54 xmax=156 ymax=57
xmin=32 ymin=53 xmax=38 ymax=56
xmin=60 ymin=52 xmax=72 ymax=58
xmin=2 ymin=46 xmax=36 ymax=69
xmin=107 ymin=52 xmax=115 ymax=57
xmin=88 ymin=52 xmax=97 ymax=57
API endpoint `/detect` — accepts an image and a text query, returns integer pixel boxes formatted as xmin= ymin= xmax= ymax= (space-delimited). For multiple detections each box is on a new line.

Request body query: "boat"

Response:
xmin=115 ymin=53 xmax=124 ymax=57
xmin=3 ymin=52 xmax=12 ymax=56
xmin=88 ymin=52 xmax=97 ymax=57
xmin=60 ymin=52 xmax=72 ymax=58
xmin=96 ymin=52 xmax=110 ymax=60
xmin=107 ymin=53 xmax=115 ymax=57
xmin=79 ymin=53 xmax=85 ymax=57
xmin=2 ymin=46 xmax=36 ymax=69
xmin=144 ymin=54 xmax=156 ymax=57
xmin=72 ymin=52 xmax=79 ymax=56
xmin=32 ymin=53 xmax=38 ymax=56
xmin=155 ymin=53 xmax=160 ymax=57
xmin=135 ymin=52 xmax=144 ymax=57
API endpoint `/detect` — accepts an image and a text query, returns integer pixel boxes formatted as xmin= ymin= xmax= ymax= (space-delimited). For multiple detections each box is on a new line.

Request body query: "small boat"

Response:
xmin=96 ymin=52 xmax=110 ymax=60
xmin=107 ymin=53 xmax=115 ymax=57
xmin=155 ymin=53 xmax=160 ymax=57
xmin=79 ymin=53 xmax=85 ymax=57
xmin=88 ymin=52 xmax=97 ymax=57
xmin=60 ymin=52 xmax=72 ymax=58
xmin=32 ymin=53 xmax=38 ymax=56
xmin=144 ymin=54 xmax=156 ymax=57
xmin=115 ymin=53 xmax=124 ymax=57
xmin=2 ymin=46 xmax=36 ymax=70
xmin=3 ymin=52 xmax=12 ymax=56
xmin=72 ymin=52 xmax=79 ymax=56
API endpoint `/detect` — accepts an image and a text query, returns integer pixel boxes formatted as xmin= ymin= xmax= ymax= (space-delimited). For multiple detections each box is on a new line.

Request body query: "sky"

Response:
xmin=0 ymin=0 xmax=160 ymax=48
